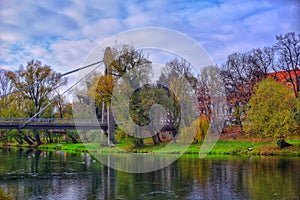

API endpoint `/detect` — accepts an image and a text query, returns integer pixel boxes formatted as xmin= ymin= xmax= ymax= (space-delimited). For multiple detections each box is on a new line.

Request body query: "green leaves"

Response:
xmin=245 ymin=78 xmax=298 ymax=138
xmin=129 ymin=85 xmax=177 ymax=127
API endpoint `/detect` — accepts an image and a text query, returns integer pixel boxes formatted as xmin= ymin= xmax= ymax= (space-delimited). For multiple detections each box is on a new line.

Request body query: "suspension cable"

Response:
xmin=19 ymin=62 xmax=103 ymax=128
xmin=0 ymin=61 xmax=102 ymax=98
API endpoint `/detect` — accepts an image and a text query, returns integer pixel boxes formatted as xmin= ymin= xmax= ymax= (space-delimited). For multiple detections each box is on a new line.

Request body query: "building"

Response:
xmin=267 ymin=68 xmax=300 ymax=95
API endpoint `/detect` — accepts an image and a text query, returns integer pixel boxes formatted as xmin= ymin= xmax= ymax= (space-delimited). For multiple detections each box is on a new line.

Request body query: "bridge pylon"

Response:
xmin=102 ymin=47 xmax=116 ymax=146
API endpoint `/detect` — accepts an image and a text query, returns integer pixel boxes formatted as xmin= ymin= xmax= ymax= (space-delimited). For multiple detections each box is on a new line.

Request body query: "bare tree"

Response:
xmin=274 ymin=32 xmax=300 ymax=97
xmin=197 ymin=66 xmax=226 ymax=120
xmin=196 ymin=74 xmax=211 ymax=117
xmin=249 ymin=47 xmax=276 ymax=78
xmin=221 ymin=52 xmax=265 ymax=130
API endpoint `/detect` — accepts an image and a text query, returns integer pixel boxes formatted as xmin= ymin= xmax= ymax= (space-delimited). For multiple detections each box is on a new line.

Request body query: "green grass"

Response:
xmin=37 ymin=142 xmax=113 ymax=153
xmin=208 ymin=140 xmax=300 ymax=156
xmin=2 ymin=139 xmax=300 ymax=156
xmin=39 ymin=139 xmax=300 ymax=156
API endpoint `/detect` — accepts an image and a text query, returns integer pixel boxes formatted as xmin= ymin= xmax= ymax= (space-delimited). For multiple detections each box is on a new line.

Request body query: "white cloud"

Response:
xmin=0 ymin=1 xmax=80 ymax=41
xmin=83 ymin=18 xmax=124 ymax=40
xmin=0 ymin=65 xmax=14 ymax=70
xmin=50 ymin=39 xmax=95 ymax=71
xmin=124 ymin=13 xmax=151 ymax=28
xmin=0 ymin=0 xmax=299 ymax=73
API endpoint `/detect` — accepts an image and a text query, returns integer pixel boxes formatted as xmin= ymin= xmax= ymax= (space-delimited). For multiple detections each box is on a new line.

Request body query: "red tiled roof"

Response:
xmin=267 ymin=69 xmax=300 ymax=82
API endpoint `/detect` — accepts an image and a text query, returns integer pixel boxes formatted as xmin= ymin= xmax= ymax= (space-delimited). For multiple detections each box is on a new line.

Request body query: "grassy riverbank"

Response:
xmin=1 ymin=139 xmax=300 ymax=156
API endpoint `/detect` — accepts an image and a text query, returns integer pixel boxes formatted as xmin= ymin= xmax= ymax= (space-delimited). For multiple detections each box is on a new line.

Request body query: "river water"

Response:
xmin=0 ymin=148 xmax=299 ymax=200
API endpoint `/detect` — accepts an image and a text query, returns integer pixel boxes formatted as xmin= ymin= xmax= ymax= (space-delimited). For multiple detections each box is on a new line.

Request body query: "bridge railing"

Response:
xmin=0 ymin=118 xmax=107 ymax=125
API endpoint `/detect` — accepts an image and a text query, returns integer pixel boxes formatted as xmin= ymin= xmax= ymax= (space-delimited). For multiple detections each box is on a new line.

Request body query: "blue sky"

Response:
xmin=1 ymin=0 xmax=299 ymax=74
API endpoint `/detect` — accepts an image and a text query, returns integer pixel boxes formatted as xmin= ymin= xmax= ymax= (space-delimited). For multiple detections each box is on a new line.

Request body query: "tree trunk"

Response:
xmin=151 ymin=135 xmax=159 ymax=145
xmin=28 ymin=135 xmax=36 ymax=142
xmin=46 ymin=131 xmax=53 ymax=143
xmin=152 ymin=133 xmax=160 ymax=145
xmin=157 ymin=132 xmax=162 ymax=143
xmin=54 ymin=133 xmax=60 ymax=143
xmin=23 ymin=135 xmax=34 ymax=145
xmin=134 ymin=138 xmax=144 ymax=148
xmin=34 ymin=130 xmax=43 ymax=145
xmin=15 ymin=137 xmax=23 ymax=145
xmin=67 ymin=133 xmax=78 ymax=144
xmin=172 ymin=130 xmax=178 ymax=143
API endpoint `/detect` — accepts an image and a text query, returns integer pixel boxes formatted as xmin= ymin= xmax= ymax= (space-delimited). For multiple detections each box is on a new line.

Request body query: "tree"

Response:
xmin=249 ymin=47 xmax=276 ymax=77
xmin=7 ymin=60 xmax=67 ymax=145
xmin=274 ymin=32 xmax=300 ymax=97
xmin=221 ymin=50 xmax=272 ymax=130
xmin=163 ymin=58 xmax=198 ymax=89
xmin=0 ymin=69 xmax=29 ymax=144
xmin=197 ymin=66 xmax=226 ymax=119
xmin=157 ymin=58 xmax=198 ymax=141
xmin=179 ymin=114 xmax=209 ymax=144
xmin=245 ymin=78 xmax=298 ymax=143
xmin=194 ymin=115 xmax=209 ymax=143
xmin=110 ymin=44 xmax=152 ymax=79
xmin=0 ymin=69 xmax=13 ymax=105
xmin=84 ymin=45 xmax=152 ymax=146
xmin=196 ymin=73 xmax=211 ymax=117
xmin=53 ymin=90 xmax=73 ymax=119
xmin=8 ymin=60 xmax=67 ymax=118
xmin=128 ymin=84 xmax=180 ymax=146
xmin=0 ymin=69 xmax=18 ymax=118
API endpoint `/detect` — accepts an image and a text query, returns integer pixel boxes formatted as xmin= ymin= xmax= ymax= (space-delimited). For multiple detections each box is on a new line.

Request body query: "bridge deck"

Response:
xmin=0 ymin=118 xmax=108 ymax=130
xmin=0 ymin=118 xmax=176 ymax=131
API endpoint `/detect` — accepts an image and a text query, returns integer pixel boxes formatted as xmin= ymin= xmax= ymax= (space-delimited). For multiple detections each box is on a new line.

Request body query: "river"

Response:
xmin=0 ymin=148 xmax=299 ymax=200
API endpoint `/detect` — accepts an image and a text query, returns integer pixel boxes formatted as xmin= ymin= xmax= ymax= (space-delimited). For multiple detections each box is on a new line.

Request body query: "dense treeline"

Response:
xmin=0 ymin=32 xmax=299 ymax=146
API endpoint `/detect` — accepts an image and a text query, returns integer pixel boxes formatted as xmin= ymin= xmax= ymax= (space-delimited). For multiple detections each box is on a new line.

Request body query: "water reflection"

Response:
xmin=0 ymin=148 xmax=299 ymax=200
xmin=96 ymin=153 xmax=179 ymax=173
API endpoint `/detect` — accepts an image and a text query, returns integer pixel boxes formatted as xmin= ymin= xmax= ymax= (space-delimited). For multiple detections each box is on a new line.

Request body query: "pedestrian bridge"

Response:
xmin=0 ymin=118 xmax=176 ymax=132
xmin=0 ymin=118 xmax=108 ymax=130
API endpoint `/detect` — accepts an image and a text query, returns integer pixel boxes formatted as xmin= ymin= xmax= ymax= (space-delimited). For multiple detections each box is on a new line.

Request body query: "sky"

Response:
xmin=1 ymin=0 xmax=300 ymax=77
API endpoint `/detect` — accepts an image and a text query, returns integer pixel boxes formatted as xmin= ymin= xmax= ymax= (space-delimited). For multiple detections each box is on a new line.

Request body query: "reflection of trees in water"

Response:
xmin=245 ymin=157 xmax=300 ymax=200
xmin=0 ymin=151 xmax=299 ymax=199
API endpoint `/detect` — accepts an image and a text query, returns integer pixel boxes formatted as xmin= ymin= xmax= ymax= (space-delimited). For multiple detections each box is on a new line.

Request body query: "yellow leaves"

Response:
xmin=245 ymin=78 xmax=298 ymax=138
xmin=88 ymin=75 xmax=113 ymax=107
xmin=195 ymin=115 xmax=209 ymax=143
xmin=169 ymin=76 xmax=184 ymax=101
xmin=178 ymin=115 xmax=209 ymax=144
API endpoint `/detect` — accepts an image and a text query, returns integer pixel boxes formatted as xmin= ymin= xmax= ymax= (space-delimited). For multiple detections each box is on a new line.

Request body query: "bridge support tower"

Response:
xmin=102 ymin=47 xmax=116 ymax=146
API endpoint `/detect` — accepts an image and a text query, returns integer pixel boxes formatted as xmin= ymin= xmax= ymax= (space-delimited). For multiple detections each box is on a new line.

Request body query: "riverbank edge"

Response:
xmin=1 ymin=139 xmax=300 ymax=156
